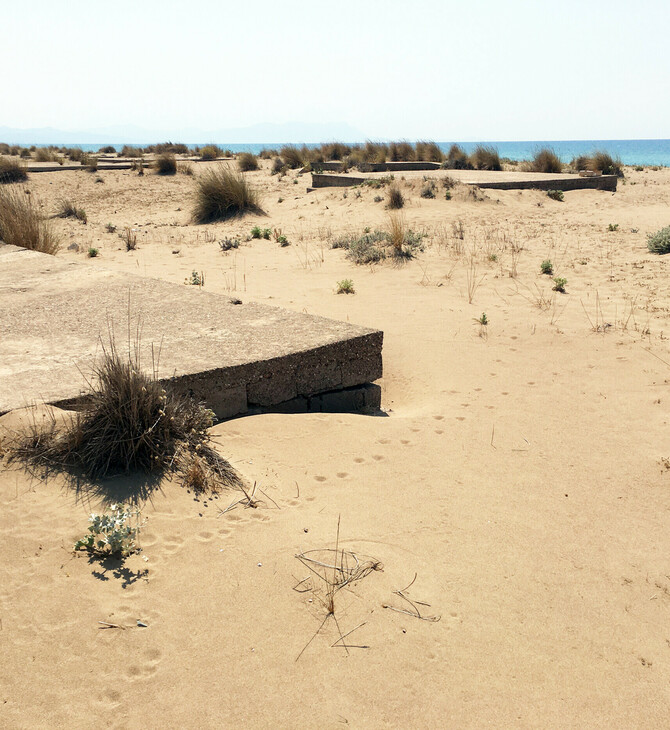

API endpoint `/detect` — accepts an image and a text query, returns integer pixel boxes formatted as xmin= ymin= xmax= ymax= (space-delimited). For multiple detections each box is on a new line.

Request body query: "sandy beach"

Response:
xmin=3 ymin=160 xmax=670 ymax=727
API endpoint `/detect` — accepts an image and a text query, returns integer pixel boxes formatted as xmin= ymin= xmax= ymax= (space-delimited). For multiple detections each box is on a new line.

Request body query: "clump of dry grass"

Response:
xmin=0 ymin=185 xmax=60 ymax=254
xmin=56 ymin=199 xmax=87 ymax=223
xmin=192 ymin=165 xmax=263 ymax=223
xmin=387 ymin=183 xmax=405 ymax=209
xmin=155 ymin=152 xmax=177 ymax=175
xmin=237 ymin=152 xmax=259 ymax=172
xmin=415 ymin=141 xmax=443 ymax=162
xmin=470 ymin=145 xmax=501 ymax=171
xmin=387 ymin=212 xmax=405 ymax=254
xmin=590 ymin=150 xmax=623 ymax=177
xmin=34 ymin=148 xmax=61 ymax=163
xmin=529 ymin=147 xmax=562 ymax=173
xmin=280 ymin=146 xmax=304 ymax=169
xmin=8 ymin=345 xmax=241 ymax=493
xmin=443 ymin=144 xmax=472 ymax=170
xmin=200 ymin=145 xmax=223 ymax=161
xmin=0 ymin=157 xmax=28 ymax=183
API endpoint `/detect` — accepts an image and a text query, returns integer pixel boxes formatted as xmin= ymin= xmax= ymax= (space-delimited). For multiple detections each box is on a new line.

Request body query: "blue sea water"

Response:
xmin=38 ymin=139 xmax=670 ymax=167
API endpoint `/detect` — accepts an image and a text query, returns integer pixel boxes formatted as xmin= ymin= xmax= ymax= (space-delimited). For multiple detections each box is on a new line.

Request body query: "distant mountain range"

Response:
xmin=0 ymin=121 xmax=368 ymax=145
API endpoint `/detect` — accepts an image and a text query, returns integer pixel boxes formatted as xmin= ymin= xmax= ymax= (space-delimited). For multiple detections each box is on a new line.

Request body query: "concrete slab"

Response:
xmin=311 ymin=168 xmax=618 ymax=192
xmin=0 ymin=244 xmax=383 ymax=419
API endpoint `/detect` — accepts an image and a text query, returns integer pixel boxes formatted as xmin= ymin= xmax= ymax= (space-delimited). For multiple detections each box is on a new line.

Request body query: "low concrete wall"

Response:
xmin=311 ymin=173 xmax=367 ymax=188
xmin=475 ymin=175 xmax=618 ymax=192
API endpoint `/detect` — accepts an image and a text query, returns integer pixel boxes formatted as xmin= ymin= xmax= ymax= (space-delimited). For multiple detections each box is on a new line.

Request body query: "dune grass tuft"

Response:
xmin=8 ymin=345 xmax=241 ymax=493
xmin=200 ymin=145 xmax=223 ymax=161
xmin=0 ymin=185 xmax=60 ymax=254
xmin=443 ymin=144 xmax=472 ymax=170
xmin=0 ymin=157 xmax=28 ymax=183
xmin=155 ymin=152 xmax=177 ymax=175
xmin=530 ymin=148 xmax=562 ymax=173
xmin=387 ymin=183 xmax=405 ymax=209
xmin=470 ymin=145 xmax=502 ymax=171
xmin=280 ymin=146 xmax=304 ymax=169
xmin=237 ymin=152 xmax=259 ymax=172
xmin=192 ymin=165 xmax=263 ymax=223
xmin=590 ymin=150 xmax=623 ymax=177
xmin=56 ymin=199 xmax=87 ymax=223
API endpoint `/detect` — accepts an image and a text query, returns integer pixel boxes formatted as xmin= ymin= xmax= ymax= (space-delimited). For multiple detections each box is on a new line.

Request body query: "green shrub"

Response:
xmin=647 ymin=226 xmax=670 ymax=254
xmin=336 ymin=279 xmax=355 ymax=294
xmin=470 ymin=145 xmax=501 ymax=171
xmin=75 ymin=504 xmax=143 ymax=558
xmin=98 ymin=145 xmax=116 ymax=154
xmin=155 ymin=152 xmax=177 ymax=175
xmin=192 ymin=165 xmax=262 ymax=223
xmin=237 ymin=152 xmax=259 ymax=172
xmin=271 ymin=157 xmax=286 ymax=175
xmin=0 ymin=185 xmax=60 ymax=254
xmin=251 ymin=225 xmax=262 ymax=238
xmin=607 ymin=223 xmax=619 ymax=231
xmin=0 ymin=157 xmax=28 ymax=183
xmin=88 ymin=247 xmax=99 ymax=257
xmin=387 ymin=184 xmax=405 ymax=209
xmin=531 ymin=148 xmax=562 ymax=173
xmin=540 ymin=259 xmax=553 ymax=275
xmin=552 ymin=277 xmax=567 ymax=293
xmin=547 ymin=189 xmax=564 ymax=201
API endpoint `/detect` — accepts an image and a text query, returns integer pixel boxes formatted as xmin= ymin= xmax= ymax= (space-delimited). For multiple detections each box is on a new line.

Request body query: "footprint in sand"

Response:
xmin=433 ymin=415 xmax=444 ymax=421
xmin=336 ymin=472 xmax=349 ymax=479
xmin=371 ymin=454 xmax=385 ymax=461
xmin=196 ymin=531 xmax=214 ymax=542
xmin=400 ymin=439 xmax=410 ymax=445
xmin=378 ymin=438 xmax=391 ymax=445
xmin=353 ymin=457 xmax=365 ymax=464
xmin=314 ymin=475 xmax=327 ymax=482
xmin=434 ymin=429 xmax=444 ymax=435
xmin=456 ymin=416 xmax=466 ymax=421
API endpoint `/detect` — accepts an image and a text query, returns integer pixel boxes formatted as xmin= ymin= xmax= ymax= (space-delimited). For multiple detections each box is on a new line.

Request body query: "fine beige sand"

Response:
xmin=3 ymin=161 xmax=670 ymax=728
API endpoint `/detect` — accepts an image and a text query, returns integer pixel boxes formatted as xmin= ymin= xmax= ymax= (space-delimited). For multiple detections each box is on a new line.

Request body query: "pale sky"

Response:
xmin=3 ymin=0 xmax=669 ymax=141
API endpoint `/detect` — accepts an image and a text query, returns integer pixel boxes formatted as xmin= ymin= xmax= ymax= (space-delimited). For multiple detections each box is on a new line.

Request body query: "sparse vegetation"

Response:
xmin=647 ymin=225 xmax=670 ymax=254
xmin=607 ymin=223 xmax=619 ymax=231
xmin=0 ymin=185 xmax=60 ymax=254
xmin=192 ymin=166 xmax=262 ymax=223
xmin=420 ymin=181 xmax=437 ymax=198
xmin=547 ymin=189 xmax=564 ymax=202
xmin=56 ymin=199 xmax=87 ymax=223
xmin=88 ymin=247 xmax=99 ymax=257
xmin=186 ymin=270 xmax=204 ymax=286
xmin=122 ymin=227 xmax=137 ymax=251
xmin=540 ymin=259 xmax=554 ymax=275
xmin=0 ymin=157 xmax=28 ymax=183
xmin=155 ymin=153 xmax=177 ymax=175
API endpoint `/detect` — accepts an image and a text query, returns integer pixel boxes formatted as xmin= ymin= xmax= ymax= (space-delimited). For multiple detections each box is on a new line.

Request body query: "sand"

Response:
xmin=2 ymin=160 xmax=670 ymax=728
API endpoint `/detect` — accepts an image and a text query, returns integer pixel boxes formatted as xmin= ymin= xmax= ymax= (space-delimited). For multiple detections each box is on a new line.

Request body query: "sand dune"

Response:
xmin=2 ymin=161 xmax=670 ymax=727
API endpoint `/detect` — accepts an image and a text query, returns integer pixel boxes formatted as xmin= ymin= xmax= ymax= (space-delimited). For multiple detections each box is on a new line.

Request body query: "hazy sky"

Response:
xmin=4 ymin=0 xmax=669 ymax=140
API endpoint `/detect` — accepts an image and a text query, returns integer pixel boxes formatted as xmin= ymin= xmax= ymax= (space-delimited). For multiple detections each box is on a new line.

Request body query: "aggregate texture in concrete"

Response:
xmin=0 ymin=244 xmax=383 ymax=419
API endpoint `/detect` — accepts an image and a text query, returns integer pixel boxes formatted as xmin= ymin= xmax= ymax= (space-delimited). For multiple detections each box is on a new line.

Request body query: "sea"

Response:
xmin=34 ymin=139 xmax=670 ymax=167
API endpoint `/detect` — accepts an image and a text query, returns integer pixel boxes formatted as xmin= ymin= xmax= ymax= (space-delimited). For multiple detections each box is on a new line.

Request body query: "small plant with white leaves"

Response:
xmin=74 ymin=504 xmax=143 ymax=558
